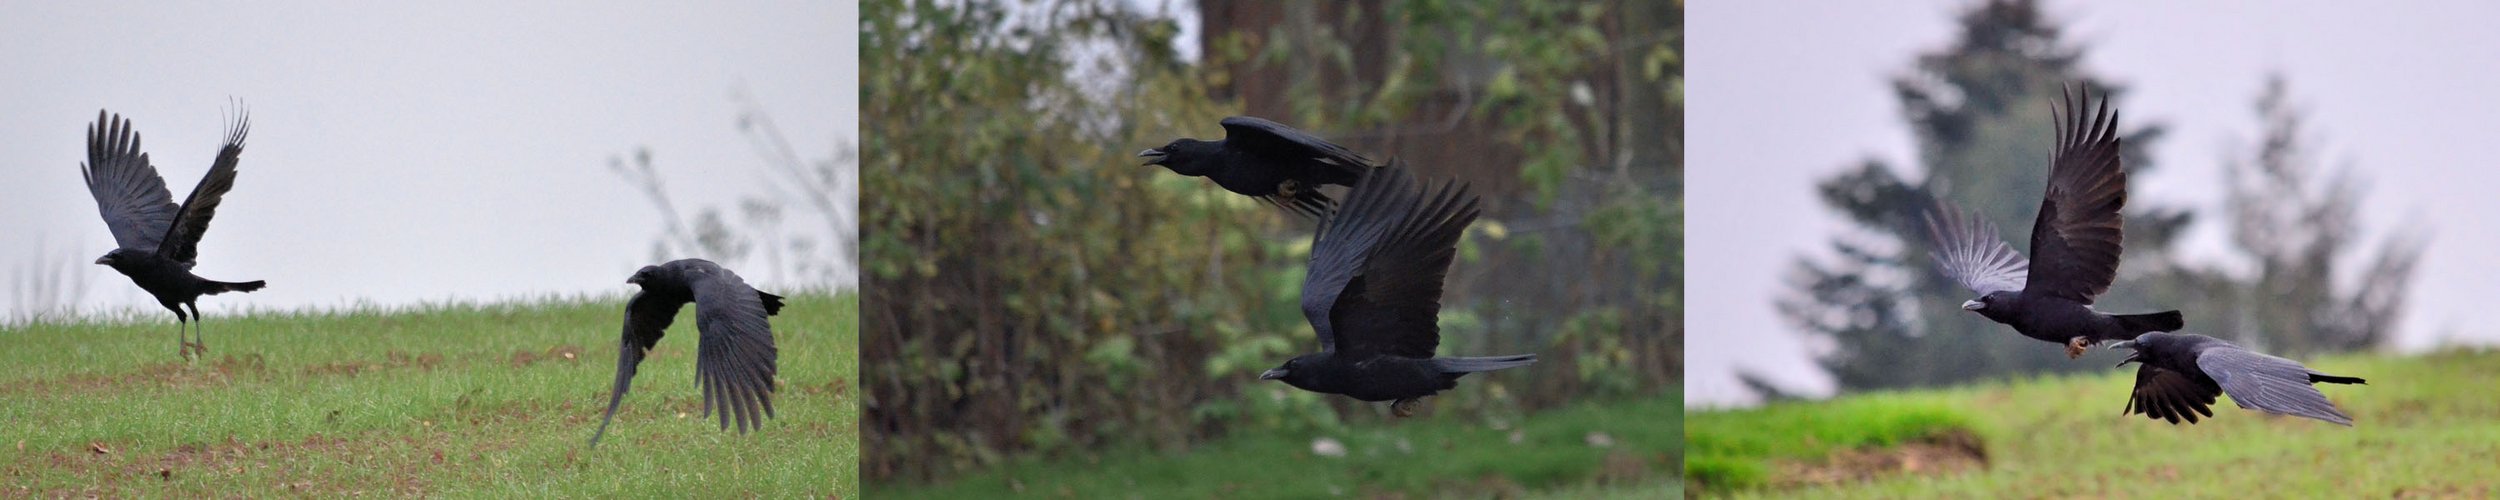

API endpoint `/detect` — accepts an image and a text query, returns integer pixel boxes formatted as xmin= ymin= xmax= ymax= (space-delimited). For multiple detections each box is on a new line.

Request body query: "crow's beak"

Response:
xmin=94 ymin=257 xmax=109 ymax=265
xmin=1960 ymin=299 xmax=1984 ymax=311
xmin=1258 ymin=368 xmax=1288 ymax=380
xmin=626 ymin=276 xmax=642 ymax=285
xmin=2109 ymin=340 xmax=2137 ymax=350
xmin=1138 ymin=148 xmax=1167 ymax=164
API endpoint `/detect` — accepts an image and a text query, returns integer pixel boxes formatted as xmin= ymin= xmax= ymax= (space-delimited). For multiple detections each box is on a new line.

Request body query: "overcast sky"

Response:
xmin=0 ymin=1 xmax=853 ymax=321
xmin=1689 ymin=1 xmax=2500 ymax=406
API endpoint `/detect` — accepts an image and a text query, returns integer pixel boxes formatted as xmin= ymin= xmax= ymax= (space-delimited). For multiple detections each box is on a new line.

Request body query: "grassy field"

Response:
xmin=1686 ymin=349 xmax=2500 ymax=497
xmin=0 ymin=293 xmax=857 ymax=497
xmin=876 ymin=393 xmax=1686 ymax=499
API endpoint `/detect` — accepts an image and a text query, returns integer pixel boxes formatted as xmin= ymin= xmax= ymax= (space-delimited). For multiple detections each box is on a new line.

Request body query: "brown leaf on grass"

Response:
xmin=88 ymin=442 xmax=110 ymax=454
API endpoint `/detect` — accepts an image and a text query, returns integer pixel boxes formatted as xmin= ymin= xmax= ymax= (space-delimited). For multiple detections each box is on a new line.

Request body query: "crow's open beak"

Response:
xmin=1259 ymin=368 xmax=1288 ymax=380
xmin=1138 ymin=148 xmax=1167 ymax=165
xmin=2109 ymin=340 xmax=2137 ymax=350
xmin=1960 ymin=299 xmax=1984 ymax=311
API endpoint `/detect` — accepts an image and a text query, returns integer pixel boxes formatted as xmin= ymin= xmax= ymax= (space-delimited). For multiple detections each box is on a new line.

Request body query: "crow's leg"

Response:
xmin=185 ymin=302 xmax=209 ymax=354
xmin=173 ymin=306 xmax=193 ymax=360
xmin=2065 ymin=336 xmax=2090 ymax=359
xmin=1391 ymin=398 xmax=1423 ymax=418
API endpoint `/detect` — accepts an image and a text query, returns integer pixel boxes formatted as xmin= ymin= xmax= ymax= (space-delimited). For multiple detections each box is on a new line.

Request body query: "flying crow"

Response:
xmin=1140 ymin=116 xmax=1375 ymax=218
xmin=591 ymin=259 xmax=786 ymax=447
xmin=1258 ymin=162 xmax=1534 ymax=417
xmin=1924 ymin=88 xmax=2182 ymax=358
xmin=2113 ymin=332 xmax=2365 ymax=426
xmin=82 ymin=109 xmax=263 ymax=359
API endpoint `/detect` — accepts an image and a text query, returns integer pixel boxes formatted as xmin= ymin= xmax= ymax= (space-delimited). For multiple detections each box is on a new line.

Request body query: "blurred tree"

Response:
xmin=864 ymin=0 xmax=1677 ymax=484
xmin=609 ymin=98 xmax=858 ymax=287
xmin=2218 ymin=74 xmax=2423 ymax=356
xmin=1779 ymin=0 xmax=2189 ymax=392
xmin=1780 ymin=0 xmax=2420 ymax=395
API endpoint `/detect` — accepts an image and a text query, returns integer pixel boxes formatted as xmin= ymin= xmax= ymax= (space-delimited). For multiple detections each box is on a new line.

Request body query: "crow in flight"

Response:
xmin=2113 ymin=332 xmax=2365 ymax=426
xmin=1924 ymin=88 xmax=2182 ymax=358
xmin=591 ymin=259 xmax=785 ymax=447
xmin=82 ymin=109 xmax=264 ymax=359
xmin=1139 ymin=116 xmax=1376 ymax=218
xmin=1258 ymin=162 xmax=1535 ymax=417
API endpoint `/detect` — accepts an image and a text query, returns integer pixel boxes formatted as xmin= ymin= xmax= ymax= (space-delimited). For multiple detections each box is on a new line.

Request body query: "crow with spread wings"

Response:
xmin=590 ymin=259 xmax=785 ymax=447
xmin=1257 ymin=162 xmax=1534 ymax=417
xmin=1924 ymin=88 xmax=2183 ymax=358
xmin=82 ymin=109 xmax=264 ymax=359
xmin=2113 ymin=332 xmax=2365 ymax=426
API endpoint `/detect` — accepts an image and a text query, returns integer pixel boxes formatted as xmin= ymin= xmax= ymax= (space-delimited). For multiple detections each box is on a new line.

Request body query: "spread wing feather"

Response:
xmin=1924 ymin=200 xmax=2031 ymax=295
xmin=2197 ymin=346 xmax=2355 ymax=426
xmin=157 ymin=109 xmax=250 ymax=266
xmin=2023 ymin=88 xmax=2129 ymax=304
xmin=82 ymin=111 xmax=181 ymax=254
xmin=1330 ymin=169 xmax=1477 ymax=359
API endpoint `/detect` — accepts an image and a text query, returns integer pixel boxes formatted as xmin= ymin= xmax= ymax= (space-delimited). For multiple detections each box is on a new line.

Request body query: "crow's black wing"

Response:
xmin=1300 ymin=164 xmax=1422 ymax=352
xmin=81 ymin=111 xmax=181 ymax=253
xmin=2124 ymin=362 xmax=2219 ymax=425
xmin=2023 ymin=88 xmax=2128 ymax=304
xmin=2196 ymin=345 xmax=2355 ymax=426
xmin=1924 ymin=200 xmax=2030 ymax=296
xmin=590 ymin=290 xmax=689 ymax=447
xmin=156 ymin=110 xmax=249 ymax=267
xmin=1220 ymin=116 xmax=1374 ymax=177
xmin=684 ymin=262 xmax=781 ymax=435
xmin=1328 ymin=167 xmax=1477 ymax=360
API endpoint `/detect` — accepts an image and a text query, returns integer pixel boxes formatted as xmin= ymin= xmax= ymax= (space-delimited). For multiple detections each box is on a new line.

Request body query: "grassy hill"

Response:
xmin=876 ymin=393 xmax=1686 ymax=499
xmin=1686 ymin=349 xmax=2500 ymax=497
xmin=0 ymin=293 xmax=857 ymax=497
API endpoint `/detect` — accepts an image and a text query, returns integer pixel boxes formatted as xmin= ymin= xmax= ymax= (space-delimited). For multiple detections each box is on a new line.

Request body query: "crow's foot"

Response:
xmin=2065 ymin=337 xmax=2090 ymax=359
xmin=1391 ymin=398 xmax=1423 ymax=418
xmin=1277 ymin=179 xmax=1304 ymax=199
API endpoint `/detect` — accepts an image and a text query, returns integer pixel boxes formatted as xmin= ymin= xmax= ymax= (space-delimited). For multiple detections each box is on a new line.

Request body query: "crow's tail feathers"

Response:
xmin=1434 ymin=354 xmax=1538 ymax=374
xmin=2115 ymin=310 xmax=2183 ymax=333
xmin=2309 ymin=372 xmax=2367 ymax=385
xmin=204 ymin=280 xmax=266 ymax=295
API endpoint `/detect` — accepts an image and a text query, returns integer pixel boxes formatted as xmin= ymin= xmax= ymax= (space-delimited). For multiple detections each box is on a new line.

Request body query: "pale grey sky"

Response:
xmin=1689 ymin=1 xmax=2500 ymax=406
xmin=0 ymin=1 xmax=854 ymax=321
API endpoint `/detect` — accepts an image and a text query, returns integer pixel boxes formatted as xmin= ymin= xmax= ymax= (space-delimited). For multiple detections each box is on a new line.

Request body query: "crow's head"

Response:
xmin=1139 ymin=138 xmax=1222 ymax=176
xmin=1259 ymin=353 xmax=1332 ymax=391
xmin=1960 ymin=290 xmax=2020 ymax=320
xmin=2108 ymin=332 xmax=2180 ymax=367
xmin=93 ymin=248 xmax=129 ymax=266
xmin=626 ymin=265 xmax=666 ymax=286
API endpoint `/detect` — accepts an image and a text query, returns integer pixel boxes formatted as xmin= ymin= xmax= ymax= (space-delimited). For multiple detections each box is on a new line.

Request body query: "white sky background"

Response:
xmin=0 ymin=1 xmax=855 ymax=321
xmin=1689 ymin=1 xmax=2500 ymax=406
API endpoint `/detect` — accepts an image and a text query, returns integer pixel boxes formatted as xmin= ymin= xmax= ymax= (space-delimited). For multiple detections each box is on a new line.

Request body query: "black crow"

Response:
xmin=81 ymin=109 xmax=264 ymax=359
xmin=2113 ymin=332 xmax=2365 ymax=426
xmin=1258 ymin=162 xmax=1534 ymax=417
xmin=1924 ymin=88 xmax=2182 ymax=358
xmin=1139 ymin=116 xmax=1375 ymax=218
xmin=591 ymin=259 xmax=786 ymax=447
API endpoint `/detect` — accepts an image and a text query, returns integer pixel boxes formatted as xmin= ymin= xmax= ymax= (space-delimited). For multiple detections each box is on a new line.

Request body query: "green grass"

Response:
xmin=0 ymin=293 xmax=858 ymax=497
xmin=875 ymin=393 xmax=1684 ymax=499
xmin=1686 ymin=349 xmax=2500 ymax=497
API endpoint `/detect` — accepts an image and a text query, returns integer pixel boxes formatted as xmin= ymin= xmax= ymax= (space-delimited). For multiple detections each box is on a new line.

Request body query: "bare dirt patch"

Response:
xmin=508 ymin=344 xmax=585 ymax=368
xmin=1774 ymin=429 xmax=1988 ymax=488
xmin=0 ymin=354 xmax=269 ymax=395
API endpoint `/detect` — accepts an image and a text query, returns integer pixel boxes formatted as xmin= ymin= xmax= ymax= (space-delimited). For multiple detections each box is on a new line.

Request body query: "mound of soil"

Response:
xmin=1774 ymin=428 xmax=1988 ymax=487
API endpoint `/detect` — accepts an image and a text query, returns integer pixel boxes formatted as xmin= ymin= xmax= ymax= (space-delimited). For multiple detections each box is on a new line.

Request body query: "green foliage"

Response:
xmin=862 ymin=0 xmax=1680 ymax=484
xmin=0 ymin=294 xmax=859 ymax=497
xmin=1685 ymin=394 xmax=1976 ymax=492
xmin=1689 ymin=349 xmax=2500 ymax=497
